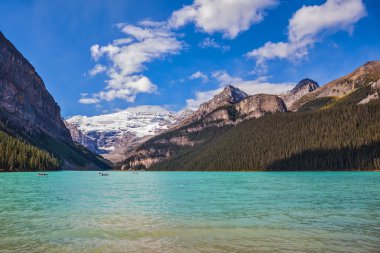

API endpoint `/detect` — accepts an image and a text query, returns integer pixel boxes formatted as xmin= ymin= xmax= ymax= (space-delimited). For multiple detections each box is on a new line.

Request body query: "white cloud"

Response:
xmin=190 ymin=71 xmax=209 ymax=83
xmin=113 ymin=38 xmax=134 ymax=46
xmin=169 ymin=0 xmax=277 ymax=38
xmin=288 ymin=0 xmax=366 ymax=43
xmin=247 ymin=0 xmax=366 ymax=65
xmin=78 ymin=97 xmax=100 ymax=104
xmin=186 ymin=70 xmax=294 ymax=107
xmin=92 ymin=75 xmax=157 ymax=103
xmin=84 ymin=22 xmax=184 ymax=104
xmin=213 ymin=70 xmax=294 ymax=94
xmin=186 ymin=88 xmax=223 ymax=108
xmin=198 ymin=38 xmax=230 ymax=51
xmin=138 ymin=20 xmax=167 ymax=28
xmin=90 ymin=44 xmax=119 ymax=61
xmin=212 ymin=70 xmax=243 ymax=86
xmin=234 ymin=80 xmax=294 ymax=95
xmin=89 ymin=64 xmax=107 ymax=76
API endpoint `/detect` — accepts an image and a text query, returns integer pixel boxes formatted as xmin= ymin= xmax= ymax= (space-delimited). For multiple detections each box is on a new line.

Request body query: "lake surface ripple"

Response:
xmin=0 ymin=172 xmax=379 ymax=252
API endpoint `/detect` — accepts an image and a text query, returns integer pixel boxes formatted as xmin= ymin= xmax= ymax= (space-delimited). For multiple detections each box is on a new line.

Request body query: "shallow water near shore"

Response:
xmin=0 ymin=171 xmax=379 ymax=252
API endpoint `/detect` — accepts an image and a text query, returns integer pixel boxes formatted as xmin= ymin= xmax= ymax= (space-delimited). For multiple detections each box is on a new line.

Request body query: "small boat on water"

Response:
xmin=38 ymin=173 xmax=48 ymax=176
xmin=99 ymin=172 xmax=109 ymax=176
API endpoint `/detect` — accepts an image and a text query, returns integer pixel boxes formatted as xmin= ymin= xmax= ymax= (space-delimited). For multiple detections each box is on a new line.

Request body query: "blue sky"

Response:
xmin=0 ymin=0 xmax=379 ymax=117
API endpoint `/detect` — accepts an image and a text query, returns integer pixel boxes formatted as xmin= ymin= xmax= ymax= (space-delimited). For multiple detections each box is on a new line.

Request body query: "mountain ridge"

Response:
xmin=118 ymin=61 xmax=380 ymax=171
xmin=119 ymin=87 xmax=287 ymax=170
xmin=66 ymin=107 xmax=196 ymax=162
xmin=0 ymin=31 xmax=111 ymax=171
xmin=176 ymin=85 xmax=248 ymax=127
xmin=292 ymin=61 xmax=380 ymax=111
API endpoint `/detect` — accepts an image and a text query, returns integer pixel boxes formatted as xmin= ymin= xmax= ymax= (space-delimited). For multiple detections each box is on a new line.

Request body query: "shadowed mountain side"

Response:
xmin=267 ymin=141 xmax=380 ymax=171
xmin=0 ymin=31 xmax=111 ymax=171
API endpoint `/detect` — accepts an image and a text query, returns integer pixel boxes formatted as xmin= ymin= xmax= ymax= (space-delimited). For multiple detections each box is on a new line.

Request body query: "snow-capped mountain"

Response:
xmin=66 ymin=106 xmax=195 ymax=161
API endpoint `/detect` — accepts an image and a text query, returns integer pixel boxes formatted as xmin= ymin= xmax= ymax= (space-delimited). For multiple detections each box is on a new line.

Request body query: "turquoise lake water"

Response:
xmin=0 ymin=172 xmax=379 ymax=252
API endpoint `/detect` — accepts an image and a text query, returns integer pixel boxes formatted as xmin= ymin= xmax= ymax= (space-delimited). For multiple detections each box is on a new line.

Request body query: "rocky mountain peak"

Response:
xmin=219 ymin=85 xmax=248 ymax=103
xmin=281 ymin=78 xmax=319 ymax=111
xmin=177 ymin=85 xmax=248 ymax=126
xmin=290 ymin=78 xmax=319 ymax=94
xmin=363 ymin=60 xmax=380 ymax=68
xmin=355 ymin=61 xmax=380 ymax=79
xmin=198 ymin=85 xmax=247 ymax=112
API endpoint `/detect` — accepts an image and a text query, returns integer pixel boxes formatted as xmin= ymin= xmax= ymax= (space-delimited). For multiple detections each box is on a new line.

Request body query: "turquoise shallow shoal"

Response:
xmin=0 ymin=171 xmax=379 ymax=253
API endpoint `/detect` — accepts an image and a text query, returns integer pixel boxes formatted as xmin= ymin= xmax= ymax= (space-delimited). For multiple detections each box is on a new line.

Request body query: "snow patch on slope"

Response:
xmin=66 ymin=106 xmax=195 ymax=154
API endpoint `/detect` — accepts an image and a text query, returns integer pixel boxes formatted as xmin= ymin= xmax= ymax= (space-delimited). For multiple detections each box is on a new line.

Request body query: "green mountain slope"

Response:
xmin=0 ymin=114 xmax=111 ymax=171
xmin=0 ymin=130 xmax=59 ymax=172
xmin=151 ymin=100 xmax=380 ymax=171
xmin=117 ymin=61 xmax=380 ymax=171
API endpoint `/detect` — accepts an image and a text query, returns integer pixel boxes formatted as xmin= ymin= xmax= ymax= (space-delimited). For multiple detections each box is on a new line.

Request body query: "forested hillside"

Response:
xmin=119 ymin=61 xmax=380 ymax=171
xmin=0 ymin=130 xmax=59 ymax=171
xmin=151 ymin=100 xmax=380 ymax=171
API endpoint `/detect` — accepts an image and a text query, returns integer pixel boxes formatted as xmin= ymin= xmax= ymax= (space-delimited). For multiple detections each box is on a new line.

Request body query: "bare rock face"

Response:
xmin=204 ymin=108 xmax=233 ymax=123
xmin=179 ymin=85 xmax=248 ymax=126
xmin=236 ymin=94 xmax=287 ymax=120
xmin=64 ymin=121 xmax=98 ymax=153
xmin=358 ymin=79 xmax=380 ymax=104
xmin=281 ymin=78 xmax=319 ymax=111
xmin=371 ymin=78 xmax=380 ymax=89
xmin=0 ymin=31 xmax=72 ymax=142
xmin=196 ymin=93 xmax=287 ymax=125
xmin=124 ymin=149 xmax=171 ymax=170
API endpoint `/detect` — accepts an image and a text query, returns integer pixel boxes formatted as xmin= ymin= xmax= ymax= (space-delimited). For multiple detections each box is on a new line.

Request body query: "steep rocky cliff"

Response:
xmin=0 ymin=31 xmax=71 ymax=142
xmin=236 ymin=94 xmax=287 ymax=120
xmin=64 ymin=121 xmax=98 ymax=153
xmin=0 ymin=31 xmax=110 ymax=170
